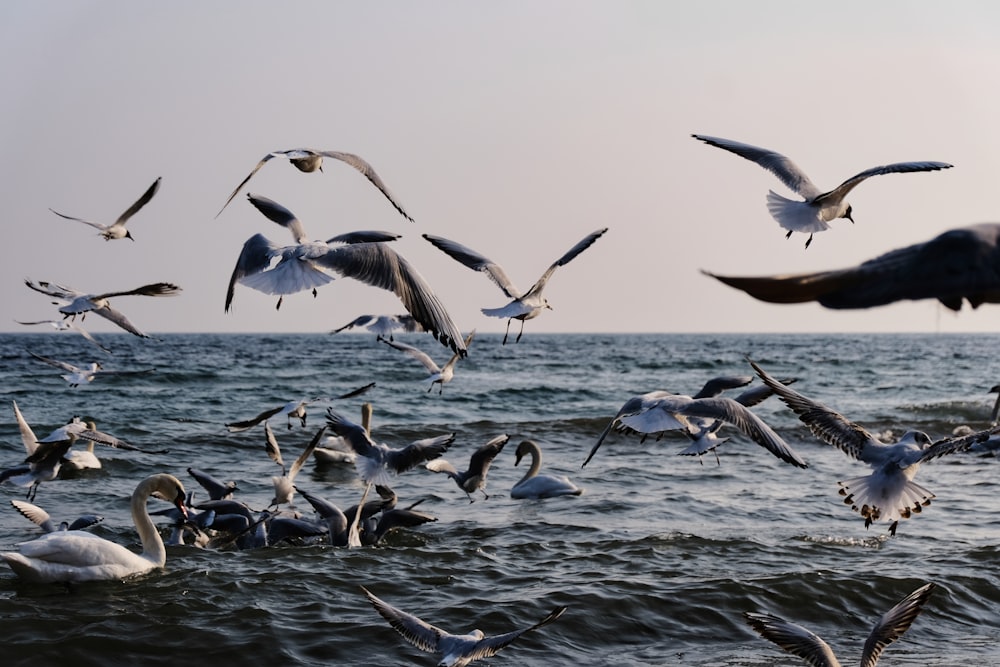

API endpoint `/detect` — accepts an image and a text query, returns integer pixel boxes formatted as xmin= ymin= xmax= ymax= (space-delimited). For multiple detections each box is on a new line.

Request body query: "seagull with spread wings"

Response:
xmin=379 ymin=330 xmax=475 ymax=394
xmin=28 ymin=351 xmax=155 ymax=388
xmin=49 ymin=177 xmax=161 ymax=241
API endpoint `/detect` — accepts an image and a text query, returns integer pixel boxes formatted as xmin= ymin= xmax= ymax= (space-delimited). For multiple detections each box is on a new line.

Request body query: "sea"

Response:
xmin=1 ymin=331 xmax=999 ymax=666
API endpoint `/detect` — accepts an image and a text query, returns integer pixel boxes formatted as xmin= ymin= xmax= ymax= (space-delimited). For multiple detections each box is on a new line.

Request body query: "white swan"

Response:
xmin=0 ymin=473 xmax=187 ymax=583
xmin=510 ymin=440 xmax=582 ymax=499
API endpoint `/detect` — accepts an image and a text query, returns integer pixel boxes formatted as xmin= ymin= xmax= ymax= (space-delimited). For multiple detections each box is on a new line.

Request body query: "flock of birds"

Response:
xmin=4 ymin=134 xmax=1000 ymax=665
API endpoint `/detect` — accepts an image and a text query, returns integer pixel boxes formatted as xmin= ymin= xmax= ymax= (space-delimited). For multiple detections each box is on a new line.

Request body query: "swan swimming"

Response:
xmin=49 ymin=176 xmax=161 ymax=241
xmin=511 ymin=440 xmax=582 ymax=499
xmin=0 ymin=473 xmax=187 ymax=583
xmin=745 ymin=582 xmax=936 ymax=666
xmin=692 ymin=134 xmax=952 ymax=248
xmin=361 ymin=585 xmax=567 ymax=666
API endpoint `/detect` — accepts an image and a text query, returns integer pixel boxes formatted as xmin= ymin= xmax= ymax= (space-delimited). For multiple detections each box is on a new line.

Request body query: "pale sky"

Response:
xmin=4 ymin=1 xmax=1000 ymax=337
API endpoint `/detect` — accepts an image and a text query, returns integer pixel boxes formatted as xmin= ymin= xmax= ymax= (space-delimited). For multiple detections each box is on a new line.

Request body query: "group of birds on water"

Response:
xmin=4 ymin=134 xmax=1000 ymax=664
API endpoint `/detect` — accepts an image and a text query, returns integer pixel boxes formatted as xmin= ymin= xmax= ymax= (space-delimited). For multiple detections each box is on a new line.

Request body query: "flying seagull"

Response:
xmin=425 ymin=434 xmax=509 ymax=502
xmin=361 ymin=585 xmax=567 ymax=667
xmin=28 ymin=351 xmax=155 ymax=388
xmin=216 ymin=149 xmax=413 ymax=221
xmin=15 ymin=319 xmax=112 ymax=354
xmin=379 ymin=330 xmax=475 ymax=394
xmin=225 ymin=383 xmax=375 ymax=433
xmin=225 ymin=194 xmax=466 ymax=356
xmin=692 ymin=134 xmax=952 ymax=248
xmin=49 ymin=177 xmax=161 ymax=241
xmin=24 ymin=278 xmax=181 ymax=338
xmin=703 ymin=223 xmax=1000 ymax=311
xmin=331 ymin=313 xmax=425 ymax=339
xmin=423 ymin=228 xmax=608 ymax=344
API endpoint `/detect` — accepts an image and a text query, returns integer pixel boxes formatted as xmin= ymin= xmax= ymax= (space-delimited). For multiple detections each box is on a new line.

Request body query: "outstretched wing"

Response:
xmin=466 ymin=606 xmax=568 ymax=662
xmin=360 ymin=586 xmax=443 ymax=654
xmin=819 ymin=161 xmax=952 ymax=204
xmin=28 ymin=352 xmax=80 ymax=373
xmin=525 ymin=228 xmax=608 ymax=298
xmin=744 ymin=612 xmax=838 ymax=667
xmin=48 ymin=209 xmax=106 ymax=230
xmin=115 ymin=176 xmax=162 ymax=225
xmin=380 ymin=337 xmax=440 ymax=373
xmin=216 ymin=152 xmax=280 ymax=218
xmin=860 ymin=582 xmax=936 ymax=667
xmin=226 ymin=405 xmax=284 ymax=432
xmin=692 ymin=134 xmax=821 ymax=198
xmin=422 ymin=233 xmax=523 ymax=299
xmin=318 ymin=151 xmax=414 ymax=222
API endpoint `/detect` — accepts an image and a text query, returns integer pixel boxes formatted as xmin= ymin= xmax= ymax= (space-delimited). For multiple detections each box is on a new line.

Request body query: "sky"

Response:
xmin=4 ymin=1 xmax=1000 ymax=337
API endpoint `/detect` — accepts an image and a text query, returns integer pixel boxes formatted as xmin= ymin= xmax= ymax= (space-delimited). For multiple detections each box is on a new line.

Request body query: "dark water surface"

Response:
xmin=1 ymin=332 xmax=999 ymax=666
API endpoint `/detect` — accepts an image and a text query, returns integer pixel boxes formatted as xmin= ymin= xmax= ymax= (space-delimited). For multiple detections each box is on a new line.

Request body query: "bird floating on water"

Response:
xmin=692 ymin=134 xmax=952 ymax=248
xmin=512 ymin=440 xmax=582 ymax=499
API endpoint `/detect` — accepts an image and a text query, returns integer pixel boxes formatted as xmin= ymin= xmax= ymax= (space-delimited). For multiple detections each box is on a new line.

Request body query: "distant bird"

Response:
xmin=49 ymin=177 xmax=161 ymax=241
xmin=216 ymin=149 xmax=413 ymax=221
xmin=423 ymin=228 xmax=608 ymax=344
xmin=0 ymin=473 xmax=187 ymax=583
xmin=225 ymin=383 xmax=375 ymax=432
xmin=266 ymin=423 xmax=324 ymax=506
xmin=325 ymin=408 xmax=454 ymax=485
xmin=225 ymin=194 xmax=466 ymax=356
xmin=10 ymin=499 xmax=103 ymax=534
xmin=332 ymin=313 xmax=425 ymax=339
xmin=28 ymin=351 xmax=155 ymax=388
xmin=15 ymin=319 xmax=112 ymax=354
xmin=187 ymin=467 xmax=238 ymax=501
xmin=24 ymin=278 xmax=181 ymax=338
xmin=361 ymin=585 xmax=567 ymax=667
xmin=511 ymin=440 xmax=582 ymax=499
xmin=751 ymin=358 xmax=1000 ymax=535
xmin=704 ymin=223 xmax=1000 ymax=312
xmin=745 ymin=581 xmax=937 ymax=667
xmin=583 ymin=384 xmax=808 ymax=469
xmin=380 ymin=330 xmax=475 ymax=394
xmin=426 ymin=434 xmax=509 ymax=502
xmin=691 ymin=134 xmax=952 ymax=248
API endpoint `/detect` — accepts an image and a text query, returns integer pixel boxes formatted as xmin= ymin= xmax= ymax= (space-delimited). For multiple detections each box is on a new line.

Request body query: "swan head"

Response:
xmin=147 ymin=474 xmax=189 ymax=518
xmin=514 ymin=440 xmax=537 ymax=466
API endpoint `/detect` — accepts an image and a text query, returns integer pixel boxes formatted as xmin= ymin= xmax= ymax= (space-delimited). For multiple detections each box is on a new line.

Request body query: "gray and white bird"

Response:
xmin=225 ymin=383 xmax=375 ymax=433
xmin=426 ymin=434 xmax=508 ymax=502
xmin=265 ymin=423 xmax=325 ymax=507
xmin=692 ymin=134 xmax=952 ymax=248
xmin=325 ymin=408 xmax=454 ymax=485
xmin=423 ymin=228 xmax=608 ymax=344
xmin=50 ymin=177 xmax=161 ymax=241
xmin=380 ymin=330 xmax=475 ymax=394
xmin=332 ymin=313 xmax=425 ymax=339
xmin=745 ymin=582 xmax=936 ymax=667
xmin=24 ymin=278 xmax=181 ymax=338
xmin=216 ymin=149 xmax=413 ymax=221
xmin=15 ymin=319 xmax=112 ymax=354
xmin=226 ymin=194 xmax=465 ymax=356
xmin=361 ymin=586 xmax=567 ymax=667
xmin=704 ymin=223 xmax=1000 ymax=312
xmin=28 ymin=351 xmax=155 ymax=388
xmin=10 ymin=499 xmax=103 ymax=534
xmin=751 ymin=358 xmax=1000 ymax=534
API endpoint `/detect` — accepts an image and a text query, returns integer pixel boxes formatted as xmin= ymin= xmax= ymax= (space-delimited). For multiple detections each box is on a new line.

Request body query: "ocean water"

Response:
xmin=1 ymin=331 xmax=999 ymax=666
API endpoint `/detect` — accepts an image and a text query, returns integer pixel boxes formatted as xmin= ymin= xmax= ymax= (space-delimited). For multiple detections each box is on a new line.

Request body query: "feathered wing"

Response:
xmin=224 ymin=234 xmax=283 ymax=311
xmin=264 ymin=422 xmax=284 ymax=469
xmin=10 ymin=499 xmax=54 ymax=532
xmin=524 ymin=228 xmax=609 ymax=298
xmin=12 ymin=401 xmax=38 ymax=456
xmin=287 ymin=426 xmax=326 ymax=481
xmin=422 ymin=233 xmax=523 ymax=298
xmin=216 ymin=153 xmax=277 ymax=218
xmin=91 ymin=282 xmax=182 ymax=301
xmin=744 ymin=612 xmax=840 ymax=667
xmin=468 ymin=434 xmax=508 ymax=477
xmin=318 ymin=151 xmax=414 ymax=222
xmin=750 ymin=358 xmax=875 ymax=460
xmin=691 ymin=134 xmax=822 ymax=198
xmin=860 ymin=582 xmax=936 ymax=667
xmin=226 ymin=405 xmax=284 ymax=432
xmin=115 ymin=176 xmax=162 ymax=225
xmin=246 ymin=193 xmax=309 ymax=243
xmin=48 ymin=208 xmax=107 ymax=230
xmin=918 ymin=425 xmax=1000 ymax=464
xmin=703 ymin=224 xmax=1000 ymax=311
xmin=465 ymin=606 xmax=568 ymax=662
xmin=89 ymin=303 xmax=154 ymax=338
xmin=24 ymin=278 xmax=83 ymax=301
xmin=385 ymin=434 xmax=455 ymax=474
xmin=817 ymin=161 xmax=952 ymax=205
xmin=692 ymin=375 xmax=754 ymax=399
xmin=380 ymin=337 xmax=440 ymax=373
xmin=361 ymin=586 xmax=444 ymax=654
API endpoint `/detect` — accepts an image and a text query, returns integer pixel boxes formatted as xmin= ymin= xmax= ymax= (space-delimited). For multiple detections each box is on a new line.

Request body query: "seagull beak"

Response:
xmin=126 ymin=232 xmax=135 ymax=241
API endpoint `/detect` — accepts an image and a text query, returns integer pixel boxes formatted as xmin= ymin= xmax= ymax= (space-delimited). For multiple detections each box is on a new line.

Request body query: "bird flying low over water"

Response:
xmin=15 ymin=319 xmax=112 ymax=354
xmin=745 ymin=582 xmax=937 ymax=667
xmin=49 ymin=177 xmax=161 ymax=241
xmin=423 ymin=228 xmax=609 ymax=344
xmin=380 ymin=330 xmax=475 ymax=394
xmin=692 ymin=134 xmax=952 ymax=248
xmin=703 ymin=223 xmax=1000 ymax=311
xmin=426 ymin=434 xmax=508 ymax=502
xmin=28 ymin=351 xmax=155 ymax=388
xmin=331 ymin=313 xmax=425 ymax=339
xmin=750 ymin=358 xmax=1000 ymax=535
xmin=225 ymin=384 xmax=375 ymax=433
xmin=216 ymin=148 xmax=413 ymax=221
xmin=225 ymin=194 xmax=466 ymax=356
xmin=24 ymin=278 xmax=181 ymax=338
xmin=360 ymin=585 xmax=567 ymax=667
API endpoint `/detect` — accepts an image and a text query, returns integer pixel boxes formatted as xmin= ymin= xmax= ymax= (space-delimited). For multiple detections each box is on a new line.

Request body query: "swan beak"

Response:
xmin=174 ymin=492 xmax=189 ymax=518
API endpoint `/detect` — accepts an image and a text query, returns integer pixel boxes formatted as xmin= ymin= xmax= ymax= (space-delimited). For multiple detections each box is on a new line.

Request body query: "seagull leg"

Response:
xmin=275 ymin=296 xmax=283 ymax=310
xmin=515 ymin=320 xmax=526 ymax=343
xmin=804 ymin=233 xmax=813 ymax=249
xmin=501 ymin=319 xmax=512 ymax=345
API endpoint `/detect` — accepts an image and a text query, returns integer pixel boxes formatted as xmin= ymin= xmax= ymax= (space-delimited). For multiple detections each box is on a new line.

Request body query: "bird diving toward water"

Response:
xmin=360 ymin=585 xmax=567 ymax=667
xmin=423 ymin=227 xmax=608 ymax=344
xmin=750 ymin=358 xmax=1000 ymax=535
xmin=216 ymin=149 xmax=413 ymax=221
xmin=745 ymin=582 xmax=936 ymax=667
xmin=703 ymin=223 xmax=1000 ymax=311
xmin=24 ymin=278 xmax=181 ymax=339
xmin=225 ymin=194 xmax=466 ymax=356
xmin=691 ymin=134 xmax=952 ymax=248
xmin=49 ymin=177 xmax=161 ymax=241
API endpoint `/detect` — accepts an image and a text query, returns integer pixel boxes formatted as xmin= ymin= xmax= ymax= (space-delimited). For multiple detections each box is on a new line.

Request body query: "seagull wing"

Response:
xmin=24 ymin=278 xmax=83 ymax=301
xmin=744 ymin=612 xmax=839 ymax=667
xmin=115 ymin=176 xmax=162 ymax=225
xmin=422 ymin=234 xmax=523 ymax=299
xmin=317 ymin=151 xmax=414 ymax=222
xmin=91 ymin=282 xmax=182 ymax=301
xmin=246 ymin=193 xmax=309 ymax=243
xmin=316 ymin=242 xmax=467 ymax=356
xmin=264 ymin=422 xmax=284 ymax=469
xmin=225 ymin=234 xmax=282 ymax=312
xmin=187 ymin=467 xmax=235 ymax=501
xmin=860 ymin=583 xmax=936 ymax=667
xmin=360 ymin=586 xmax=443 ymax=654
xmin=216 ymin=152 xmax=278 ymax=218
xmin=524 ymin=227 xmax=608 ymax=298
xmin=10 ymin=499 xmax=55 ymax=532
xmin=325 ymin=408 xmax=378 ymax=459
xmin=48 ymin=209 xmax=107 ymax=231
xmin=467 ymin=434 xmax=508 ymax=476
xmin=692 ymin=375 xmax=754 ymax=399
xmin=332 ymin=314 xmax=376 ymax=333
xmin=336 ymin=382 xmax=377 ymax=400
xmin=817 ymin=161 xmax=953 ymax=205
xmin=12 ymin=401 xmax=38 ymax=456
xmin=692 ymin=134 xmax=822 ymax=198
xmin=919 ymin=426 xmax=1000 ymax=464
xmin=380 ymin=337 xmax=440 ymax=373
xmin=90 ymin=303 xmax=152 ymax=338
xmin=226 ymin=405 xmax=284 ymax=432
xmin=287 ymin=426 xmax=326 ymax=481
xmin=385 ymin=433 xmax=455 ymax=474
xmin=465 ymin=606 xmax=568 ymax=662
xmin=326 ymin=230 xmax=401 ymax=244
xmin=28 ymin=352 xmax=80 ymax=373
xmin=750 ymin=358 xmax=876 ymax=461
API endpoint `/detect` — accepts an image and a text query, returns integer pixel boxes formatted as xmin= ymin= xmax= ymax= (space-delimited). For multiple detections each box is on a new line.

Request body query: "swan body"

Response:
xmin=511 ymin=440 xmax=582 ymax=499
xmin=1 ymin=473 xmax=187 ymax=582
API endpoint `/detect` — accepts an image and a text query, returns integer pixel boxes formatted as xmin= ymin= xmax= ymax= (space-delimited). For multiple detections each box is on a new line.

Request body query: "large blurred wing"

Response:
xmin=264 ymin=422 xmax=283 ymax=469
xmin=744 ymin=612 xmax=838 ymax=667
xmin=693 ymin=375 xmax=754 ymax=399
xmin=819 ymin=161 xmax=952 ymax=204
xmin=360 ymin=586 xmax=443 ymax=653
xmin=692 ymin=134 xmax=821 ymax=198
xmin=422 ymin=234 xmax=523 ymax=298
xmin=116 ymin=177 xmax=162 ymax=225
xmin=318 ymin=151 xmax=414 ymax=222
xmin=287 ymin=426 xmax=326 ymax=480
xmin=90 ymin=304 xmax=152 ymax=338
xmin=860 ymin=582 xmax=936 ymax=667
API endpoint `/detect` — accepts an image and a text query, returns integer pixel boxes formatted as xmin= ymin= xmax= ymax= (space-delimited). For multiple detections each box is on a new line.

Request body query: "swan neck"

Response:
xmin=131 ymin=479 xmax=166 ymax=566
xmin=517 ymin=442 xmax=543 ymax=484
